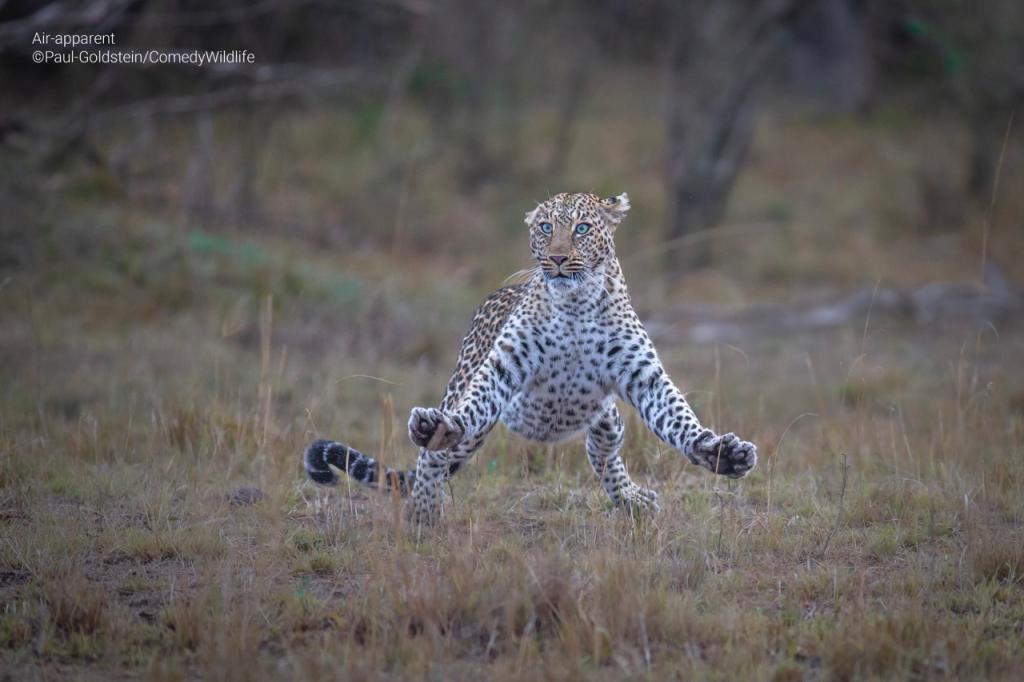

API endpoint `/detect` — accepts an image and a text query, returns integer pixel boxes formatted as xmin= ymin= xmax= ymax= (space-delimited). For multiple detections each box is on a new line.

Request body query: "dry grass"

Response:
xmin=1 ymin=96 xmax=1023 ymax=679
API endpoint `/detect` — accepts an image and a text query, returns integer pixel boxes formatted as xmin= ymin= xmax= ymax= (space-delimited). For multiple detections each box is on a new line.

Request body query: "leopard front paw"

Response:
xmin=408 ymin=407 xmax=465 ymax=451
xmin=618 ymin=484 xmax=661 ymax=513
xmin=691 ymin=429 xmax=757 ymax=479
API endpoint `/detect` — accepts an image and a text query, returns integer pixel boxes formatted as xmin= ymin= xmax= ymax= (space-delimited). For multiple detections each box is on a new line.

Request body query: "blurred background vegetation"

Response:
xmin=2 ymin=0 xmax=1021 ymax=282
xmin=1 ymin=0 xmax=1022 ymax=431
xmin=2 ymin=0 xmax=1023 ymax=458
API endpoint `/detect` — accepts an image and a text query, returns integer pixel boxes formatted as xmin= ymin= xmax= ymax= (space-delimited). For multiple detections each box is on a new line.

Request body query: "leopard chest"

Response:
xmin=500 ymin=317 xmax=610 ymax=442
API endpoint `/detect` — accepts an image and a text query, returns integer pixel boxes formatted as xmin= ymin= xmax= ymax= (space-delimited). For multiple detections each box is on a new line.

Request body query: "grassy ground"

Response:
xmin=1 ymin=95 xmax=1023 ymax=679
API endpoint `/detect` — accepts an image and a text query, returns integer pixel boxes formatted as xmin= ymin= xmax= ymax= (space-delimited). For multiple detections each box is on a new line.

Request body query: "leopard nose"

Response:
xmin=549 ymin=255 xmax=568 ymax=266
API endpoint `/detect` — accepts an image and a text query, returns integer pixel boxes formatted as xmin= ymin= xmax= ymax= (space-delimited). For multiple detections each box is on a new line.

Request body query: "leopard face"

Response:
xmin=524 ymin=192 xmax=631 ymax=294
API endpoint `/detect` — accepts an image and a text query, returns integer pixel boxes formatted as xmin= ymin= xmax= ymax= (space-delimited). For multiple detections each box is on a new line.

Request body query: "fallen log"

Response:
xmin=648 ymin=265 xmax=1022 ymax=344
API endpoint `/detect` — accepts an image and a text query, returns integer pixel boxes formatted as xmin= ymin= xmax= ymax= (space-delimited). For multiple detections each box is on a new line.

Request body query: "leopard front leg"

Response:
xmin=613 ymin=336 xmax=758 ymax=480
xmin=587 ymin=402 xmax=659 ymax=513
xmin=406 ymin=406 xmax=469 ymax=524
xmin=407 ymin=350 xmax=522 ymax=526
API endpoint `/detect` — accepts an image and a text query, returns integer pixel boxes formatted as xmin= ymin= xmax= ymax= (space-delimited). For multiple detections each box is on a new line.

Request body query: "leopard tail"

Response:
xmin=304 ymin=439 xmax=415 ymax=495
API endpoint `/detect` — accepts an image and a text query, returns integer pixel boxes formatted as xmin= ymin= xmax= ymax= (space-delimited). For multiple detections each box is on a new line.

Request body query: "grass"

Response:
xmin=1 ymin=88 xmax=1023 ymax=679
xmin=2 ymin=277 xmax=1021 ymax=680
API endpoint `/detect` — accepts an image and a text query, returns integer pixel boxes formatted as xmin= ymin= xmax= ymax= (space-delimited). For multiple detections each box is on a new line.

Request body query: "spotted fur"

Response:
xmin=305 ymin=192 xmax=757 ymax=524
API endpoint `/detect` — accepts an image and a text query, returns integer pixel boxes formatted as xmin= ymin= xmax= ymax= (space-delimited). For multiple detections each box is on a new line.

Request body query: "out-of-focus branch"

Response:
xmin=92 ymin=68 xmax=364 ymax=120
xmin=663 ymin=0 xmax=813 ymax=271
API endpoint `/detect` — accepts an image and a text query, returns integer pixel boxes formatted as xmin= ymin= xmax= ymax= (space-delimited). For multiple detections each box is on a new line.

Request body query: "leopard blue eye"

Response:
xmin=539 ymin=222 xmax=553 ymax=235
xmin=574 ymin=222 xmax=592 ymax=235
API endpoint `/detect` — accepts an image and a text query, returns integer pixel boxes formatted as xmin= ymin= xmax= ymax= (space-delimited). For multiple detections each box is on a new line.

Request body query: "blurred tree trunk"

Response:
xmin=900 ymin=0 xmax=1023 ymax=203
xmin=787 ymin=0 xmax=873 ymax=114
xmin=965 ymin=101 xmax=1019 ymax=202
xmin=546 ymin=53 xmax=591 ymax=179
xmin=664 ymin=0 xmax=805 ymax=272
xmin=431 ymin=0 xmax=528 ymax=193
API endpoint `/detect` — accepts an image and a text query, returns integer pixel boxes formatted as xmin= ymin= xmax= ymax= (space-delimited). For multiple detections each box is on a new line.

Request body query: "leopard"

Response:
xmin=304 ymin=191 xmax=757 ymax=524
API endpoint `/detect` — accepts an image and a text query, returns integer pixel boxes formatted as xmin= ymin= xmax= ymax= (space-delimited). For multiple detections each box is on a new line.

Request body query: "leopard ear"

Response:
xmin=600 ymin=192 xmax=630 ymax=232
xmin=524 ymin=204 xmax=541 ymax=226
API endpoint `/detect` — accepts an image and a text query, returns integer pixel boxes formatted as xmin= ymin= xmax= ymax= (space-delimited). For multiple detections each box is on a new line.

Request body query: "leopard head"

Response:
xmin=524 ymin=192 xmax=630 ymax=293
